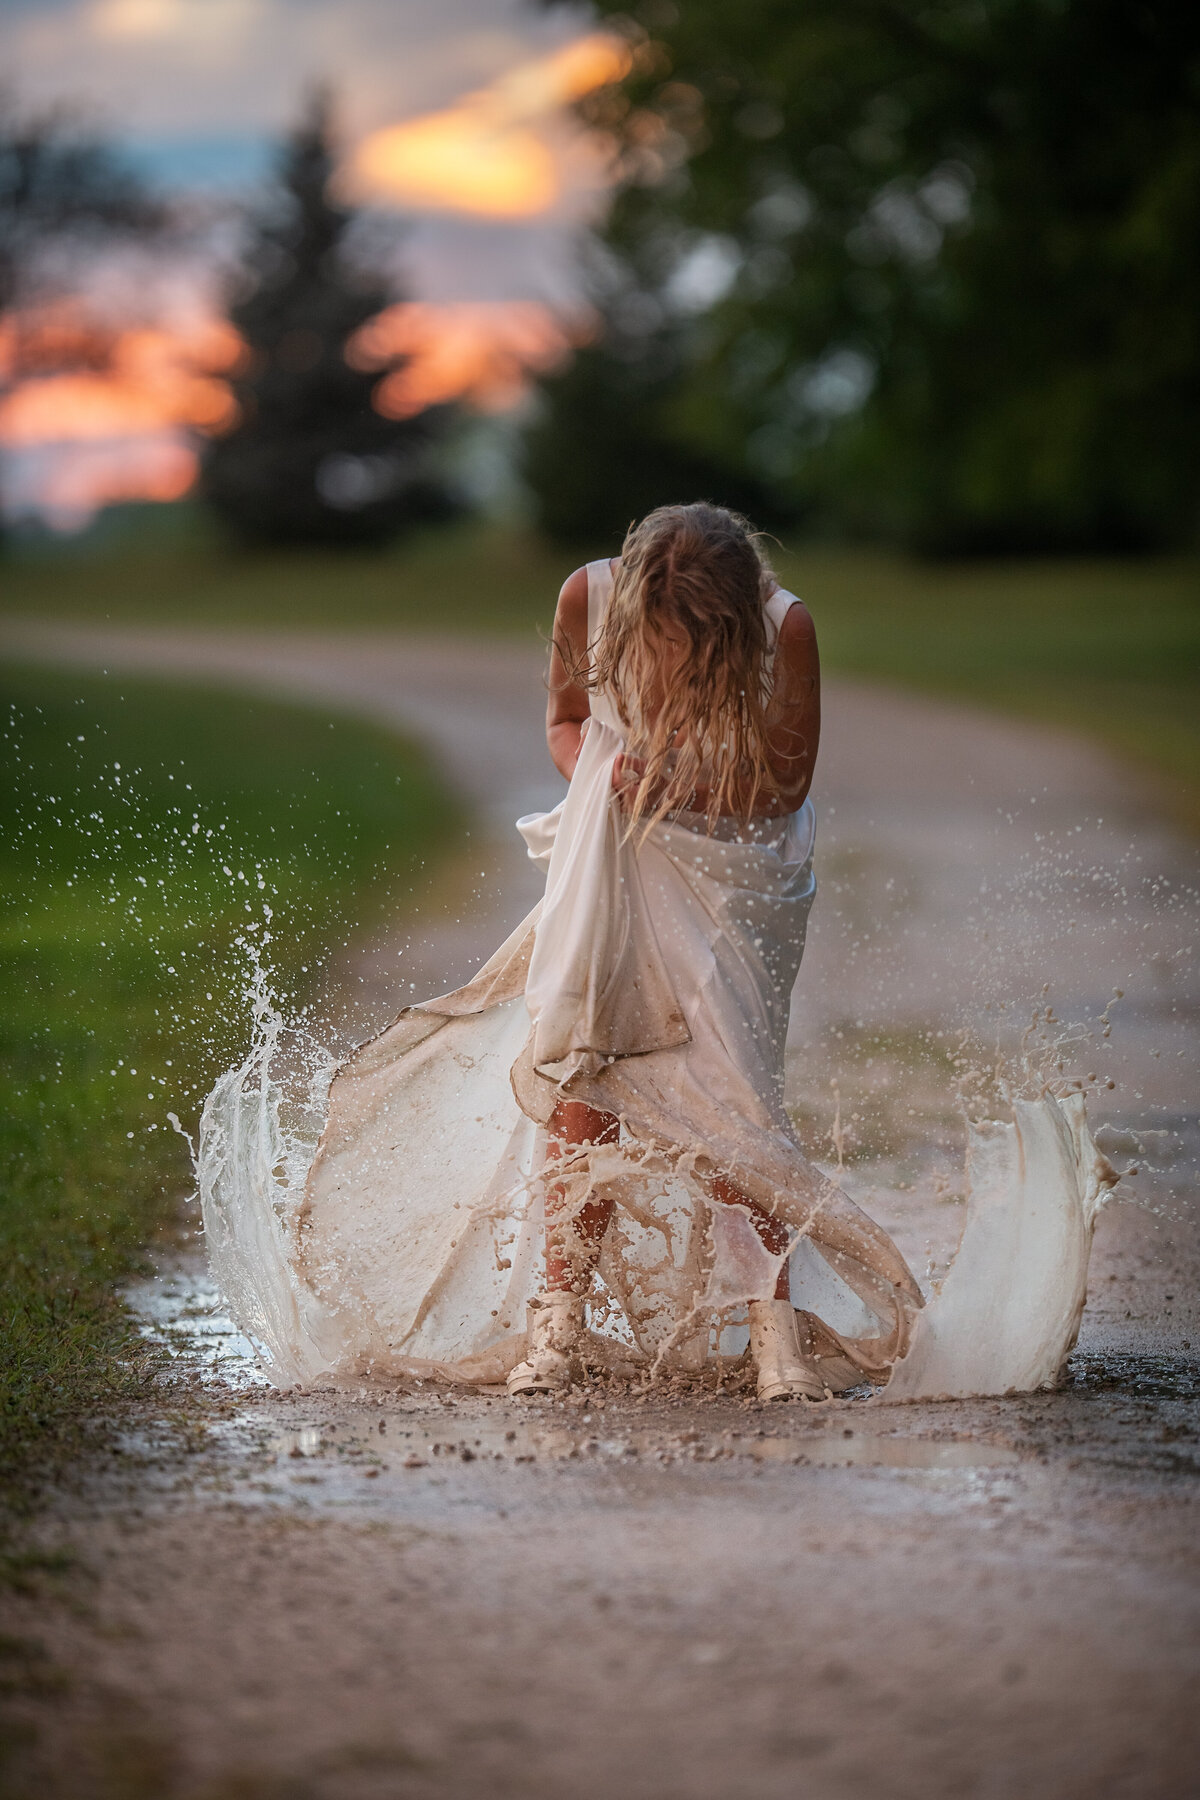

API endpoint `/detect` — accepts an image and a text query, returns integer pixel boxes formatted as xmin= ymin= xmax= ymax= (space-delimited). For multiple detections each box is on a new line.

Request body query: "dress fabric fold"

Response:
xmin=297 ymin=561 xmax=923 ymax=1387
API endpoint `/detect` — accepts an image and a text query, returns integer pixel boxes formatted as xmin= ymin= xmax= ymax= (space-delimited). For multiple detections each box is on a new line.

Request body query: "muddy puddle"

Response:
xmin=125 ymin=1257 xmax=270 ymax=1392
xmin=127 ymin=1258 xmax=1023 ymax=1482
xmin=268 ymin=1410 xmax=1021 ymax=1476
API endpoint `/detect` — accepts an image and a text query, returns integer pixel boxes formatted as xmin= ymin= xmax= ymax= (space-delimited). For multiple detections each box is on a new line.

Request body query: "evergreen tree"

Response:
xmin=202 ymin=93 xmax=452 ymax=546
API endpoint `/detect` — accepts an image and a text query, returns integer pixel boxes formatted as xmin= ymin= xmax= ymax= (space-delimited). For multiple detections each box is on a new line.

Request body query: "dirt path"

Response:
xmin=1 ymin=618 xmax=1197 ymax=1800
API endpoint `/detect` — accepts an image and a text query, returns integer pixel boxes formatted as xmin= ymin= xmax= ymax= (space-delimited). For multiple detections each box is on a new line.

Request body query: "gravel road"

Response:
xmin=2 ymin=617 xmax=1197 ymax=1800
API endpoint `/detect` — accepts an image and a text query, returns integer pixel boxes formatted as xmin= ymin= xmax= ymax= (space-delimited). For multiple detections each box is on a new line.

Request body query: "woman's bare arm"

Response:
xmin=546 ymin=567 xmax=592 ymax=780
xmin=763 ymin=600 xmax=821 ymax=812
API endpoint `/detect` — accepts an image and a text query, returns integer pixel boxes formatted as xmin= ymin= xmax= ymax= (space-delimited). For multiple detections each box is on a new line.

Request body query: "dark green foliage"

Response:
xmin=200 ymin=93 xmax=455 ymax=546
xmin=523 ymin=308 xmax=788 ymax=548
xmin=533 ymin=0 xmax=1200 ymax=553
xmin=0 ymin=668 xmax=458 ymax=1483
xmin=0 ymin=91 xmax=164 ymax=312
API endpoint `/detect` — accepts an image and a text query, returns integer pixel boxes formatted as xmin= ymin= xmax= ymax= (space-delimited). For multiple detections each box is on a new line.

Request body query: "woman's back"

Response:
xmin=545 ymin=522 xmax=820 ymax=826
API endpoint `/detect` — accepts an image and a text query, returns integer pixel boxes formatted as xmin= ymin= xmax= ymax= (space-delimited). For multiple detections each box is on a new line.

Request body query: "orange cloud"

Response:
xmin=352 ymin=301 xmax=582 ymax=416
xmin=350 ymin=33 xmax=631 ymax=218
xmin=1 ymin=298 xmax=588 ymax=524
xmin=27 ymin=437 xmax=199 ymax=529
xmin=1 ymin=300 xmax=578 ymax=448
xmin=0 ymin=310 xmax=241 ymax=445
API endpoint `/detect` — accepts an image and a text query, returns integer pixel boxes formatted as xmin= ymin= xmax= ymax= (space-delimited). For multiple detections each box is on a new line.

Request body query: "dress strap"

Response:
xmin=583 ymin=559 xmax=625 ymax=737
xmin=764 ymin=586 xmax=801 ymax=669
xmin=590 ymin=563 xmax=798 ymax=651
xmin=765 ymin=584 xmax=799 ymax=637
xmin=585 ymin=558 xmax=616 ymax=657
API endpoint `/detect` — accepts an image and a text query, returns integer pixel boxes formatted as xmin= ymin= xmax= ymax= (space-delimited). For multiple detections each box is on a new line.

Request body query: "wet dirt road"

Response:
xmin=1 ymin=618 xmax=1197 ymax=1799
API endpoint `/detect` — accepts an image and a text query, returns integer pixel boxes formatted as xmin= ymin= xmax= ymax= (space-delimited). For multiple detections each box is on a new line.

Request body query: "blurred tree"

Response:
xmin=532 ymin=0 xmax=1200 ymax=553
xmin=523 ymin=276 xmax=786 ymax=546
xmin=201 ymin=93 xmax=454 ymax=546
xmin=0 ymin=89 xmax=166 ymax=540
xmin=0 ymin=89 xmax=163 ymax=314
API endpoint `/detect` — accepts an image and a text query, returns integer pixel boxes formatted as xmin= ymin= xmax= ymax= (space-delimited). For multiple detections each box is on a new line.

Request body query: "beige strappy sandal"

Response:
xmin=506 ymin=1292 xmax=584 ymax=1397
xmin=749 ymin=1298 xmax=830 ymax=1402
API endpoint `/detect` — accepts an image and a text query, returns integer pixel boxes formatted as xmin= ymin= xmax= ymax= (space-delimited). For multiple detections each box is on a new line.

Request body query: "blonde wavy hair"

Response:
xmin=587 ymin=502 xmax=781 ymax=834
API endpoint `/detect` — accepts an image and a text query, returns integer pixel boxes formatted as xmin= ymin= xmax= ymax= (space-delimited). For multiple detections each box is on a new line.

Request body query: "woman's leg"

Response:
xmin=544 ymin=1099 xmax=620 ymax=1294
xmin=544 ymin=1124 xmax=789 ymax=1300
xmin=711 ymin=1173 xmax=791 ymax=1299
xmin=711 ymin=1174 xmax=825 ymax=1400
xmin=507 ymin=1101 xmax=621 ymax=1397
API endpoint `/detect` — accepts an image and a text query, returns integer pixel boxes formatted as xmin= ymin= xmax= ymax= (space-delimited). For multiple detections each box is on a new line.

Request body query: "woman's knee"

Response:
xmin=548 ymin=1100 xmax=619 ymax=1146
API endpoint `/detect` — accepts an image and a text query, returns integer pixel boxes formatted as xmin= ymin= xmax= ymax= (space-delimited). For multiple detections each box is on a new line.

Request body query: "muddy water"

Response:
xmin=126 ymin=1260 xmax=270 ymax=1393
xmin=269 ymin=1413 xmax=1021 ymax=1472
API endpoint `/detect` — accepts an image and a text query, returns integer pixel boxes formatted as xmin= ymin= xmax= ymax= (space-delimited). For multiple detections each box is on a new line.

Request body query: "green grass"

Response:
xmin=2 ymin=506 xmax=570 ymax=635
xmin=4 ymin=507 xmax=1197 ymax=822
xmin=0 ymin=665 xmax=460 ymax=1487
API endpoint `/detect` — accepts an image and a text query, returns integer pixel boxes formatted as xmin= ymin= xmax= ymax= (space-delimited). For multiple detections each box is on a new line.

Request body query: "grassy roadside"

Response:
xmin=4 ymin=509 xmax=1197 ymax=825
xmin=0 ymin=665 xmax=460 ymax=1492
xmin=1 ymin=508 xmax=570 ymax=635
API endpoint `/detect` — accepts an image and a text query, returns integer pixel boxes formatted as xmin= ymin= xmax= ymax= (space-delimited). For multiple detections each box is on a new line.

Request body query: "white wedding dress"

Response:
xmin=290 ymin=562 xmax=924 ymax=1388
xmin=196 ymin=562 xmax=1119 ymax=1397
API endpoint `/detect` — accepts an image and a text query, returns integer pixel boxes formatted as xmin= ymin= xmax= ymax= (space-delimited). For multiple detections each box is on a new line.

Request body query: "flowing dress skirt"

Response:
xmin=196 ymin=572 xmax=1119 ymax=1395
xmin=295 ymin=691 xmax=925 ymax=1388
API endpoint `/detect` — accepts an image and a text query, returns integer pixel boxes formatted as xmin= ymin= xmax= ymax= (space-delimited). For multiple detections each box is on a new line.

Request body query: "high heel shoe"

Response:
xmin=506 ymin=1292 xmax=583 ymax=1397
xmin=749 ymin=1298 xmax=829 ymax=1402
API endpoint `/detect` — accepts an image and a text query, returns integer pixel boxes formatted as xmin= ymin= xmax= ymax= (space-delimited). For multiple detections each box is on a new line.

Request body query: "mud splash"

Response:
xmin=882 ymin=1091 xmax=1118 ymax=1400
xmin=182 ymin=956 xmax=338 ymax=1387
xmin=185 ymin=947 xmax=1121 ymax=1403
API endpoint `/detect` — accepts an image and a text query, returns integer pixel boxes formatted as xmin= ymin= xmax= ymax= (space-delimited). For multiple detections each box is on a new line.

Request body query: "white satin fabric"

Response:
xmin=296 ymin=562 xmax=923 ymax=1385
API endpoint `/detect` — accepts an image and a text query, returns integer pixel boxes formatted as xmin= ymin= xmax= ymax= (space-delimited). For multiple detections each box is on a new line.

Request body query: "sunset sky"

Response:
xmin=1 ymin=0 xmax=628 ymax=526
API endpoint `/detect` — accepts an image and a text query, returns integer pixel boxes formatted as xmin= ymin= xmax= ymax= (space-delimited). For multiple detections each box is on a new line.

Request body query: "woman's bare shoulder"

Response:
xmin=556 ymin=566 xmax=590 ymax=627
xmin=776 ymin=597 xmax=818 ymax=660
xmin=776 ymin=590 xmax=814 ymax=630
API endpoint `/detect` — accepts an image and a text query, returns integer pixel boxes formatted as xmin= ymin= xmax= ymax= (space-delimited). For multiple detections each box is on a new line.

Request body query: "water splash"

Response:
xmin=882 ymin=1090 xmax=1119 ymax=1401
xmin=192 ymin=961 xmax=1125 ymax=1401
xmin=182 ymin=803 xmax=1190 ymax=1400
xmin=187 ymin=949 xmax=338 ymax=1387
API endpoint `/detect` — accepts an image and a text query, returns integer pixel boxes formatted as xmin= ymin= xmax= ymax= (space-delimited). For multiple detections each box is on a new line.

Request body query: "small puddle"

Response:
xmin=268 ymin=1412 xmax=1020 ymax=1474
xmin=1065 ymin=1352 xmax=1200 ymax=1401
xmin=746 ymin=1432 xmax=1019 ymax=1469
xmin=125 ymin=1260 xmax=269 ymax=1392
xmin=126 ymin=1263 xmax=1021 ymax=1480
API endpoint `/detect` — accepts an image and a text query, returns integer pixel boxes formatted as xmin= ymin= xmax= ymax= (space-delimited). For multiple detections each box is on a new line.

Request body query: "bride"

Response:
xmin=297 ymin=502 xmax=924 ymax=1401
